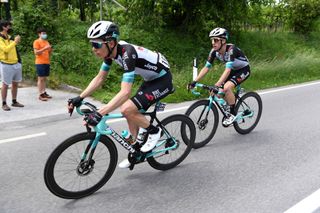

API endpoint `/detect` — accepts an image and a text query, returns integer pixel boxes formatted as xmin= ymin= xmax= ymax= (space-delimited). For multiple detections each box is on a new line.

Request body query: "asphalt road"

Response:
xmin=1 ymin=81 xmax=320 ymax=213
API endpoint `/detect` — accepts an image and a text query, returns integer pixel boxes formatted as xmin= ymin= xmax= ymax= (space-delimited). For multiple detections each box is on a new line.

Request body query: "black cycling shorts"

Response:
xmin=131 ymin=72 xmax=173 ymax=111
xmin=226 ymin=65 xmax=251 ymax=86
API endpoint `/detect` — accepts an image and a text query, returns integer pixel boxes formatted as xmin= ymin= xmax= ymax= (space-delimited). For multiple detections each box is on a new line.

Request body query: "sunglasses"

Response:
xmin=211 ymin=38 xmax=222 ymax=43
xmin=90 ymin=41 xmax=107 ymax=49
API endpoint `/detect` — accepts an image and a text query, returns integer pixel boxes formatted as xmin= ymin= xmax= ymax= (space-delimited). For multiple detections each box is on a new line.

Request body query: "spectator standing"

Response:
xmin=0 ymin=20 xmax=24 ymax=111
xmin=33 ymin=28 xmax=52 ymax=101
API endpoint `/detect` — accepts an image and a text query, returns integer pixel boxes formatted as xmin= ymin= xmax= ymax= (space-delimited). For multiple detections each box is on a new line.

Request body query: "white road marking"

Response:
xmin=2 ymin=81 xmax=320 ymax=210
xmin=259 ymin=81 xmax=320 ymax=95
xmin=3 ymin=81 xmax=320 ymax=144
xmin=0 ymin=132 xmax=47 ymax=144
xmin=158 ymin=106 xmax=189 ymax=114
xmin=284 ymin=188 xmax=320 ymax=213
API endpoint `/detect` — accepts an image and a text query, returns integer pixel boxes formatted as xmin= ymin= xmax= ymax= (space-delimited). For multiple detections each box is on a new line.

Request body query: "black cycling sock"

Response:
xmin=12 ymin=99 xmax=17 ymax=104
xmin=2 ymin=101 xmax=6 ymax=106
xmin=229 ymin=104 xmax=235 ymax=115
xmin=146 ymin=124 xmax=159 ymax=134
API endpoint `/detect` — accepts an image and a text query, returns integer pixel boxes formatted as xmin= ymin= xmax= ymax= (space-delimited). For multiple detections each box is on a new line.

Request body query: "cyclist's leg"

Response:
xmin=119 ymin=74 xmax=173 ymax=167
xmin=224 ymin=81 xmax=236 ymax=106
xmin=225 ymin=66 xmax=251 ymax=106
xmin=119 ymin=100 xmax=150 ymax=168
xmin=130 ymin=73 xmax=173 ymax=152
xmin=120 ymin=100 xmax=149 ymax=139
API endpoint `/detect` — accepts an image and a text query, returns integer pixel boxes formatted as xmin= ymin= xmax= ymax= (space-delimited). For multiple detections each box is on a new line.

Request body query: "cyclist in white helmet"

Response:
xmin=68 ymin=21 xmax=173 ymax=169
xmin=188 ymin=27 xmax=250 ymax=125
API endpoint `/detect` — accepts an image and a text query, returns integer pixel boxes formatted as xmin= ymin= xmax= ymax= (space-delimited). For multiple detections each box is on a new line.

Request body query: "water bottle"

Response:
xmin=136 ymin=128 xmax=148 ymax=144
xmin=121 ymin=130 xmax=134 ymax=144
xmin=215 ymin=90 xmax=226 ymax=105
xmin=215 ymin=90 xmax=229 ymax=111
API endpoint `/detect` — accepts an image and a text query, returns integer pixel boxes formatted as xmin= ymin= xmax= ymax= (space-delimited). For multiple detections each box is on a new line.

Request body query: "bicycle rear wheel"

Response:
xmin=185 ymin=99 xmax=219 ymax=148
xmin=234 ymin=92 xmax=263 ymax=134
xmin=147 ymin=114 xmax=195 ymax=170
xmin=44 ymin=132 xmax=118 ymax=199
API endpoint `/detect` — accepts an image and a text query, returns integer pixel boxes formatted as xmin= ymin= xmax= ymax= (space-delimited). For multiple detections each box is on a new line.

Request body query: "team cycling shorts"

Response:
xmin=131 ymin=72 xmax=173 ymax=111
xmin=226 ymin=65 xmax=251 ymax=86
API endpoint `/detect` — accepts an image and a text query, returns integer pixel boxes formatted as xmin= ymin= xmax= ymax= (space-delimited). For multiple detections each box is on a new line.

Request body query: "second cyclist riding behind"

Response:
xmin=188 ymin=27 xmax=250 ymax=126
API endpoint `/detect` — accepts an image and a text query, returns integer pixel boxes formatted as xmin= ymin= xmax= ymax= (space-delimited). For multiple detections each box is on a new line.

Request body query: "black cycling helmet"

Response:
xmin=87 ymin=21 xmax=120 ymax=41
xmin=209 ymin=27 xmax=229 ymax=40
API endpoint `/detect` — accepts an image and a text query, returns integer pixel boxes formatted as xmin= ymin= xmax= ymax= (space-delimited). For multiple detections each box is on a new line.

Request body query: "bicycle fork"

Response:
xmin=196 ymin=99 xmax=214 ymax=130
xmin=76 ymin=132 xmax=102 ymax=176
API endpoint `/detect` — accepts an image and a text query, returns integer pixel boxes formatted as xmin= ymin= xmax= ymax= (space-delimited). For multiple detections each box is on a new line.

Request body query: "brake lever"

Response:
xmin=85 ymin=124 xmax=92 ymax=133
xmin=68 ymin=106 xmax=74 ymax=117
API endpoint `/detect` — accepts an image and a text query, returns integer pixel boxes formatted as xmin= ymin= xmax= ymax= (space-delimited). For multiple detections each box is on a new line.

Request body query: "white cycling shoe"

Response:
xmin=118 ymin=159 xmax=131 ymax=169
xmin=223 ymin=114 xmax=236 ymax=126
xmin=140 ymin=128 xmax=162 ymax=152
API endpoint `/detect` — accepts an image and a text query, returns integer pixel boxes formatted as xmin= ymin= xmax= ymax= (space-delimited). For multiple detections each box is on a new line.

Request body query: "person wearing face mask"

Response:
xmin=0 ymin=20 xmax=24 ymax=111
xmin=33 ymin=27 xmax=53 ymax=101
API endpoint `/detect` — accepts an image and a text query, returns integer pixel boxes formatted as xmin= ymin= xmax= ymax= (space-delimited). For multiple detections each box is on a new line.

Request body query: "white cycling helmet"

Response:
xmin=87 ymin=21 xmax=119 ymax=41
xmin=209 ymin=27 xmax=229 ymax=40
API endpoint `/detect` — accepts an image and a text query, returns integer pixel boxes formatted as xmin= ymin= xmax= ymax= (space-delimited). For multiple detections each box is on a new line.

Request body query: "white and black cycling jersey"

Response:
xmin=206 ymin=44 xmax=249 ymax=71
xmin=101 ymin=41 xmax=170 ymax=83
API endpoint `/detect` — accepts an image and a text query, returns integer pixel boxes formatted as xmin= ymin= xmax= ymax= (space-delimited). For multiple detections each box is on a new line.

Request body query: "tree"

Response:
xmin=285 ymin=0 xmax=320 ymax=34
xmin=79 ymin=0 xmax=85 ymax=21
xmin=0 ymin=0 xmax=12 ymax=20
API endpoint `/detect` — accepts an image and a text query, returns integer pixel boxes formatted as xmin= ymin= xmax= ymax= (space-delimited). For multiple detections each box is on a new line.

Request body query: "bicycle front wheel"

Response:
xmin=44 ymin=132 xmax=118 ymax=199
xmin=147 ymin=114 xmax=195 ymax=170
xmin=234 ymin=92 xmax=263 ymax=134
xmin=185 ymin=99 xmax=219 ymax=148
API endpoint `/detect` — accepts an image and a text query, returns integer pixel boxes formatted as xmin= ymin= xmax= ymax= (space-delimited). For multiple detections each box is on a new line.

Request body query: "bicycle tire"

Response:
xmin=147 ymin=114 xmax=195 ymax=170
xmin=44 ymin=132 xmax=118 ymax=199
xmin=185 ymin=99 xmax=219 ymax=148
xmin=234 ymin=92 xmax=263 ymax=134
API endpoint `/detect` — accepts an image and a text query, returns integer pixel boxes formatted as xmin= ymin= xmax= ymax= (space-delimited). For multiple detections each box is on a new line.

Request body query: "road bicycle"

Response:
xmin=186 ymin=83 xmax=262 ymax=148
xmin=44 ymin=101 xmax=195 ymax=199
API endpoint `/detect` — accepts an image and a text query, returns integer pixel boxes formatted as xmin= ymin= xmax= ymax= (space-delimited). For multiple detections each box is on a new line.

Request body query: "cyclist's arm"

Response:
xmin=216 ymin=45 xmax=234 ymax=86
xmin=194 ymin=66 xmax=210 ymax=82
xmin=98 ymin=68 xmax=134 ymax=115
xmin=80 ymin=70 xmax=108 ymax=98
xmin=216 ymin=67 xmax=231 ymax=86
xmin=98 ymin=81 xmax=132 ymax=115
xmin=194 ymin=49 xmax=216 ymax=82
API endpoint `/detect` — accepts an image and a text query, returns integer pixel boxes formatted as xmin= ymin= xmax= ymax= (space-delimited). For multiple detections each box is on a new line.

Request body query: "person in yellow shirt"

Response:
xmin=0 ymin=20 xmax=24 ymax=111
xmin=33 ymin=27 xmax=52 ymax=101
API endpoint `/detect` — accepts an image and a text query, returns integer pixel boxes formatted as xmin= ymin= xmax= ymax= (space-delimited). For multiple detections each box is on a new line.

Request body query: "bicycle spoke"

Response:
xmin=185 ymin=100 xmax=219 ymax=148
xmin=50 ymin=138 xmax=113 ymax=193
xmin=234 ymin=92 xmax=262 ymax=134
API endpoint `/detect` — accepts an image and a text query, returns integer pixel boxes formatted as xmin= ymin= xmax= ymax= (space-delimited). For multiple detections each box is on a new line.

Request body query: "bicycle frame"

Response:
xmin=192 ymin=83 xmax=253 ymax=121
xmin=192 ymin=83 xmax=229 ymax=116
xmin=76 ymin=102 xmax=178 ymax=162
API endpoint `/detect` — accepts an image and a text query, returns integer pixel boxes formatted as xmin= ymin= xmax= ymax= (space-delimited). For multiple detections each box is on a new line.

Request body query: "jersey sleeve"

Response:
xmin=101 ymin=58 xmax=112 ymax=72
xmin=205 ymin=49 xmax=215 ymax=69
xmin=121 ymin=46 xmax=137 ymax=83
xmin=225 ymin=45 xmax=235 ymax=69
